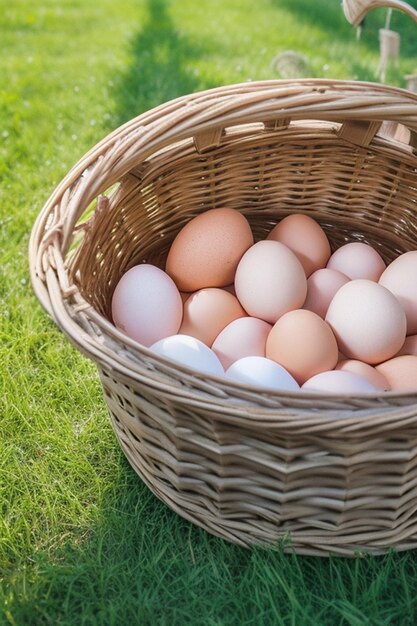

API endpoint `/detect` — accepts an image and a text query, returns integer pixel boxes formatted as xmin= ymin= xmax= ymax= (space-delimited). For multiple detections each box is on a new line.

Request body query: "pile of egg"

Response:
xmin=111 ymin=208 xmax=417 ymax=394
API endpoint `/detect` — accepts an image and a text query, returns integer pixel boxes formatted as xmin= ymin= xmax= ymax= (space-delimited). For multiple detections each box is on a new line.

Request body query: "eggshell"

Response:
xmin=325 ymin=279 xmax=407 ymax=364
xmin=212 ymin=317 xmax=272 ymax=370
xmin=376 ymin=355 xmax=417 ymax=392
xmin=267 ymin=213 xmax=331 ymax=276
xmin=226 ymin=356 xmax=299 ymax=392
xmin=179 ymin=288 xmax=246 ymax=346
xmin=303 ymin=268 xmax=350 ymax=318
xmin=111 ymin=264 xmax=183 ymax=347
xmin=266 ymin=309 xmax=338 ymax=384
xmin=379 ymin=251 xmax=417 ymax=335
xmin=302 ymin=370 xmax=378 ymax=394
xmin=165 ymin=208 xmax=253 ymax=292
xmin=327 ymin=242 xmax=386 ymax=281
xmin=150 ymin=335 xmax=224 ymax=377
xmin=396 ymin=334 xmax=417 ymax=357
xmin=335 ymin=360 xmax=390 ymax=391
xmin=234 ymin=240 xmax=307 ymax=324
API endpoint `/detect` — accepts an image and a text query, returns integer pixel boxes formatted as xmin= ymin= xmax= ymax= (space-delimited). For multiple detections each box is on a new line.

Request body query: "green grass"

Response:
xmin=2 ymin=0 xmax=417 ymax=623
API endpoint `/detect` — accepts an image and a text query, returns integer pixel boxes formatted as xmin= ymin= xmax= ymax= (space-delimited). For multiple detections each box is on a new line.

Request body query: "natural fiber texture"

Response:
xmin=30 ymin=79 xmax=417 ymax=555
xmin=342 ymin=0 xmax=417 ymax=27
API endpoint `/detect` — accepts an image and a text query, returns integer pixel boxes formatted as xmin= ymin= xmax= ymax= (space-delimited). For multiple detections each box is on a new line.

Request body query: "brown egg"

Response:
xmin=376 ymin=355 xmax=417 ymax=392
xmin=303 ymin=268 xmax=350 ymax=319
xmin=336 ymin=360 xmax=390 ymax=391
xmin=267 ymin=213 xmax=331 ymax=277
xmin=266 ymin=309 xmax=339 ymax=384
xmin=179 ymin=288 xmax=246 ymax=346
xmin=379 ymin=251 xmax=417 ymax=335
xmin=166 ymin=208 xmax=254 ymax=292
xmin=325 ymin=280 xmax=406 ymax=365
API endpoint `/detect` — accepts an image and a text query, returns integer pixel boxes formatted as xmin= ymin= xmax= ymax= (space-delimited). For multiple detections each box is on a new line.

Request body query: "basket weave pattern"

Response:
xmin=30 ymin=80 xmax=417 ymax=555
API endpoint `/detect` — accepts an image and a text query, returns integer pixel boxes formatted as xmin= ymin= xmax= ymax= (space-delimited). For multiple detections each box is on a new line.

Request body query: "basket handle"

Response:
xmin=343 ymin=0 xmax=417 ymax=27
xmin=337 ymin=118 xmax=416 ymax=150
xmin=30 ymin=80 xmax=417 ymax=312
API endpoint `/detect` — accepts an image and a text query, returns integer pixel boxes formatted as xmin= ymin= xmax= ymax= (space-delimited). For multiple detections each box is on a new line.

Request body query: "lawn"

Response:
xmin=2 ymin=0 xmax=417 ymax=624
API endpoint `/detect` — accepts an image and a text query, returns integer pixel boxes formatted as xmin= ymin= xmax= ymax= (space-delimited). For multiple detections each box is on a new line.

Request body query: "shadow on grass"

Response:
xmin=4 ymin=453 xmax=417 ymax=624
xmin=113 ymin=0 xmax=218 ymax=125
xmin=0 ymin=454 xmax=260 ymax=624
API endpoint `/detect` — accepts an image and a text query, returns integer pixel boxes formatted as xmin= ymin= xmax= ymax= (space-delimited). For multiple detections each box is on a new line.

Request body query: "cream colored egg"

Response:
xmin=234 ymin=240 xmax=307 ymax=324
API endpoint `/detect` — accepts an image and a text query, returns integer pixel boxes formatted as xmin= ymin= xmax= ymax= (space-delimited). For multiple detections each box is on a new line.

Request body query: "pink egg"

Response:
xmin=325 ymin=279 xmax=406 ymax=364
xmin=302 ymin=370 xmax=378 ymax=394
xmin=111 ymin=264 xmax=183 ymax=347
xmin=379 ymin=251 xmax=417 ymax=335
xmin=327 ymin=242 xmax=386 ymax=281
xmin=336 ymin=359 xmax=390 ymax=391
xmin=212 ymin=317 xmax=272 ymax=370
xmin=303 ymin=268 xmax=350 ymax=318
xmin=234 ymin=240 xmax=307 ymax=324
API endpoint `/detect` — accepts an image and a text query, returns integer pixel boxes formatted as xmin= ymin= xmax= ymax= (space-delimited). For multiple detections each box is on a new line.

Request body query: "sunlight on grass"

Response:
xmin=2 ymin=0 xmax=417 ymax=623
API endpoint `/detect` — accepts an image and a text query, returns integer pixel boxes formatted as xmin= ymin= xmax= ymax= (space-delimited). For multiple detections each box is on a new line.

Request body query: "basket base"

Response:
xmin=107 ymin=406 xmax=417 ymax=558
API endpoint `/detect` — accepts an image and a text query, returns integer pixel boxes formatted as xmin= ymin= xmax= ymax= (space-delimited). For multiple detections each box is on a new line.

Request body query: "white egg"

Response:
xmin=302 ymin=370 xmax=378 ymax=394
xmin=150 ymin=335 xmax=224 ymax=377
xmin=226 ymin=356 xmax=299 ymax=391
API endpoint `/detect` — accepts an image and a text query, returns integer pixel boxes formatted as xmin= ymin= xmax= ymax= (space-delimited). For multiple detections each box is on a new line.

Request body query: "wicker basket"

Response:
xmin=342 ymin=0 xmax=417 ymax=28
xmin=30 ymin=79 xmax=417 ymax=556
